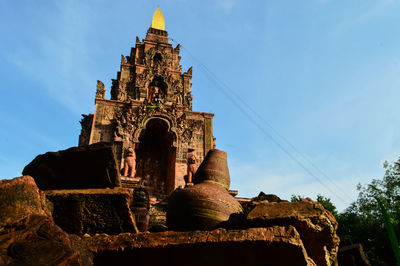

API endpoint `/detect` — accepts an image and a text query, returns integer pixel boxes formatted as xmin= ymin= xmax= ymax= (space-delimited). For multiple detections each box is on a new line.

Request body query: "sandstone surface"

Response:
xmin=245 ymin=200 xmax=340 ymax=266
xmin=0 ymin=175 xmax=51 ymax=227
xmin=45 ymin=188 xmax=138 ymax=236
xmin=22 ymin=142 xmax=121 ymax=190
xmin=0 ymin=214 xmax=93 ymax=265
xmin=85 ymin=226 xmax=316 ymax=266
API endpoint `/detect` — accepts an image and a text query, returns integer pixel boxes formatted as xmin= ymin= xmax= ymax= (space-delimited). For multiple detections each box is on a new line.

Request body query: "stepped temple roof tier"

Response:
xmin=79 ymin=9 xmax=215 ymax=195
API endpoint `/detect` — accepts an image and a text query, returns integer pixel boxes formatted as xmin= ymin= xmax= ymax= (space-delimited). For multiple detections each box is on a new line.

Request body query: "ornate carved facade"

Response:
xmin=79 ymin=9 xmax=215 ymax=194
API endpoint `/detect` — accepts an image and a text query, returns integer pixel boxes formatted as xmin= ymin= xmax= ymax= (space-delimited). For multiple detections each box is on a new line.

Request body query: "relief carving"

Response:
xmin=185 ymin=94 xmax=193 ymax=109
xmin=113 ymin=98 xmax=201 ymax=145
xmin=136 ymin=69 xmax=152 ymax=87
xmin=117 ymin=79 xmax=128 ymax=101
xmin=173 ymin=91 xmax=183 ymax=105
xmin=104 ymin=106 xmax=115 ymax=121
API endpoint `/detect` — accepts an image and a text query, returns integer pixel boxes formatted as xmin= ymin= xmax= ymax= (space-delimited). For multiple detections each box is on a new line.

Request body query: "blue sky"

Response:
xmin=1 ymin=0 xmax=400 ymax=211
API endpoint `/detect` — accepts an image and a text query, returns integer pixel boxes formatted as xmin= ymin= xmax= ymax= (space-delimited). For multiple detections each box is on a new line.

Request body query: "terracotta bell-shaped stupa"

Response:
xmin=167 ymin=149 xmax=243 ymax=231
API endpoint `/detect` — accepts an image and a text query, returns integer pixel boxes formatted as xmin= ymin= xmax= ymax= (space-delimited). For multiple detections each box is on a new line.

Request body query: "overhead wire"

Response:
xmin=180 ymin=44 xmax=354 ymax=203
xmin=170 ymin=38 xmax=354 ymax=204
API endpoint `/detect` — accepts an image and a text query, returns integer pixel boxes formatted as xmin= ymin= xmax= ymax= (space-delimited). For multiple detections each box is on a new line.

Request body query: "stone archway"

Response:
xmin=135 ymin=118 xmax=176 ymax=194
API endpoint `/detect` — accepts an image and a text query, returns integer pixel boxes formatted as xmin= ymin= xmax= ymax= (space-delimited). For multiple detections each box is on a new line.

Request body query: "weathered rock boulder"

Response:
xmin=245 ymin=200 xmax=340 ymax=266
xmin=252 ymin=192 xmax=283 ymax=202
xmin=45 ymin=188 xmax=138 ymax=236
xmin=0 ymin=176 xmax=51 ymax=227
xmin=85 ymin=226 xmax=316 ymax=266
xmin=0 ymin=176 xmax=93 ymax=265
xmin=22 ymin=142 xmax=121 ymax=190
xmin=0 ymin=214 xmax=93 ymax=265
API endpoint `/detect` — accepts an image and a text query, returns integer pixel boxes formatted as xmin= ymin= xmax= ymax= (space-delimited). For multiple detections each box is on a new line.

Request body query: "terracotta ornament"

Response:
xmin=186 ymin=154 xmax=197 ymax=185
xmin=123 ymin=147 xmax=136 ymax=178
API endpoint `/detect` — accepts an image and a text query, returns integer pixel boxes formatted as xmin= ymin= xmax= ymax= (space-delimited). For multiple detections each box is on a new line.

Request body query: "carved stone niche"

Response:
xmin=147 ymin=76 xmax=168 ymax=104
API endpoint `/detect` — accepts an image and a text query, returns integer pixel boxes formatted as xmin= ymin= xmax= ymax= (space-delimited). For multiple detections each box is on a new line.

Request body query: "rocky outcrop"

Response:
xmin=0 ymin=176 xmax=51 ymax=227
xmin=45 ymin=188 xmax=138 ymax=236
xmin=0 ymin=170 xmax=339 ymax=265
xmin=85 ymin=226 xmax=316 ymax=266
xmin=244 ymin=200 xmax=340 ymax=266
xmin=252 ymin=192 xmax=283 ymax=202
xmin=22 ymin=142 xmax=121 ymax=190
xmin=0 ymin=176 xmax=93 ymax=265
xmin=0 ymin=214 xmax=93 ymax=265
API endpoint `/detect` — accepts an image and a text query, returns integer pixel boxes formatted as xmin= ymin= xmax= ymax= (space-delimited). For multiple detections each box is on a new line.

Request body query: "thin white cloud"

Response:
xmin=217 ymin=0 xmax=237 ymax=14
xmin=331 ymin=0 xmax=396 ymax=36
xmin=229 ymin=159 xmax=362 ymax=211
xmin=5 ymin=1 xmax=95 ymax=115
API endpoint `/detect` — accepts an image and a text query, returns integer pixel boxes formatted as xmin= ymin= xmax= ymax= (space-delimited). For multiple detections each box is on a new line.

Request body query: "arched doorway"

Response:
xmin=135 ymin=118 xmax=176 ymax=194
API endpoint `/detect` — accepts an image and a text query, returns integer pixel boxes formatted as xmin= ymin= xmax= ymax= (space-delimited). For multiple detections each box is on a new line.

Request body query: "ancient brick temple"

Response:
xmin=79 ymin=8 xmax=215 ymax=195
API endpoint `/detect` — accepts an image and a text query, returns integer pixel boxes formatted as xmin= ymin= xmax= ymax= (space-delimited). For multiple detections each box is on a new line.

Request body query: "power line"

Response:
xmin=180 ymin=45 xmax=354 ymax=203
xmin=172 ymin=39 xmax=354 ymax=204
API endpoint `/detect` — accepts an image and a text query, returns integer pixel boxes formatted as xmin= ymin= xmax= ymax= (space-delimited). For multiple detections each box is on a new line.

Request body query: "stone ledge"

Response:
xmin=85 ymin=226 xmax=316 ymax=266
xmin=44 ymin=188 xmax=132 ymax=195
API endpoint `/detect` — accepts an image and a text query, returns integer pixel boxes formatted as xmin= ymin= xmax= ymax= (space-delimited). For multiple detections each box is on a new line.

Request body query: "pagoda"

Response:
xmin=79 ymin=8 xmax=215 ymax=195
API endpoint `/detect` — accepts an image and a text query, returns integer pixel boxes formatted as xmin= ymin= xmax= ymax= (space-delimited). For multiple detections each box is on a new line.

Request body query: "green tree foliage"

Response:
xmin=290 ymin=194 xmax=338 ymax=216
xmin=291 ymin=159 xmax=400 ymax=265
xmin=290 ymin=194 xmax=303 ymax=202
xmin=316 ymin=194 xmax=338 ymax=217
xmin=337 ymin=159 xmax=400 ymax=266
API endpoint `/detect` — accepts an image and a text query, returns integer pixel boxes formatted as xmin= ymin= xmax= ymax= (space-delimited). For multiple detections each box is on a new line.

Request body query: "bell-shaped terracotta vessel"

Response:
xmin=194 ymin=149 xmax=230 ymax=190
xmin=167 ymin=182 xmax=242 ymax=231
xmin=167 ymin=149 xmax=242 ymax=231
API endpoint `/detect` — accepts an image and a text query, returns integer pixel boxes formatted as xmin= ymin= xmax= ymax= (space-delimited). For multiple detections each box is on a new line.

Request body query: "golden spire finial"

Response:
xmin=151 ymin=8 xmax=165 ymax=31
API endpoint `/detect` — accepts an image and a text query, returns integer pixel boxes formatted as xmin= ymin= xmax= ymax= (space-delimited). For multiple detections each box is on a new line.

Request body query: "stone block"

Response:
xmin=45 ymin=188 xmax=138 ymax=236
xmin=245 ymin=200 xmax=340 ymax=266
xmin=0 ymin=215 xmax=93 ymax=265
xmin=22 ymin=142 xmax=121 ymax=190
xmin=0 ymin=176 xmax=51 ymax=227
xmin=85 ymin=226 xmax=316 ymax=266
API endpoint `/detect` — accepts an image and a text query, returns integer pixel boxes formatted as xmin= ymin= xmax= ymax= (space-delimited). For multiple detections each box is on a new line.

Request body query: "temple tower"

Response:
xmin=79 ymin=8 xmax=215 ymax=195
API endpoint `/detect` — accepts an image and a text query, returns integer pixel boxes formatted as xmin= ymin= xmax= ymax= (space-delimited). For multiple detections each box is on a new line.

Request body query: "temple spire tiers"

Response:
xmin=80 ymin=9 xmax=215 ymax=197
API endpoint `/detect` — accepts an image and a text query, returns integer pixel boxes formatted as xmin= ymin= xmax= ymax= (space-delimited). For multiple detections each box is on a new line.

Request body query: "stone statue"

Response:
xmin=186 ymin=154 xmax=197 ymax=186
xmin=121 ymin=55 xmax=127 ymax=64
xmin=132 ymin=186 xmax=150 ymax=232
xmin=96 ymin=80 xmax=105 ymax=99
xmin=148 ymin=85 xmax=159 ymax=103
xmin=186 ymin=94 xmax=193 ymax=109
xmin=123 ymin=147 xmax=136 ymax=177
